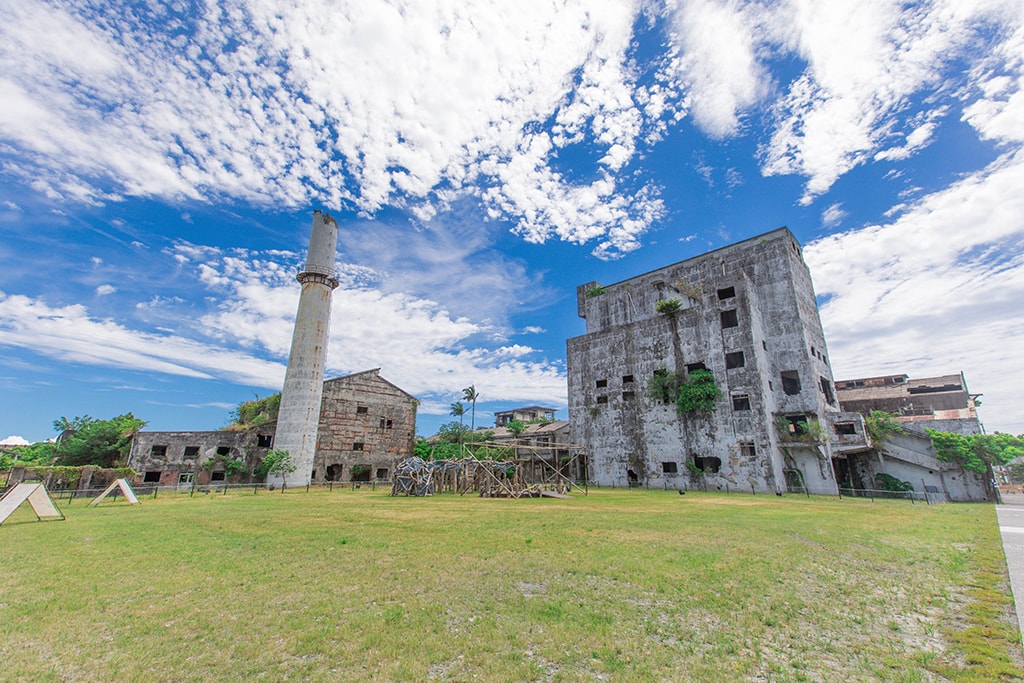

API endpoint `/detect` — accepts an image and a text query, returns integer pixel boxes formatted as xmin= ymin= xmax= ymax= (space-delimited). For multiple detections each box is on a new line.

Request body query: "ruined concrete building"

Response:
xmin=129 ymin=369 xmax=416 ymax=487
xmin=835 ymin=372 xmax=982 ymax=435
xmin=567 ymin=228 xmax=870 ymax=494
xmin=566 ymin=228 xmax=988 ymax=500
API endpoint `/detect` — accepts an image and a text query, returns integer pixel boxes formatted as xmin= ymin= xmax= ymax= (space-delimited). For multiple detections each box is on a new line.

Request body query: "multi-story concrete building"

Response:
xmin=835 ymin=372 xmax=983 ymax=435
xmin=567 ymin=228 xmax=848 ymax=494
xmin=129 ymin=369 xmax=416 ymax=486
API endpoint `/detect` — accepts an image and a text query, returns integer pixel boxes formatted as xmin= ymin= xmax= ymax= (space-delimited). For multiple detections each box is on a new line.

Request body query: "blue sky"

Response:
xmin=2 ymin=0 xmax=1023 ymax=444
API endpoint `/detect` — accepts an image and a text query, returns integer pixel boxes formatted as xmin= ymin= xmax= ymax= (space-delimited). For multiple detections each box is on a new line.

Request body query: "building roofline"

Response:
xmin=323 ymin=368 xmax=418 ymax=401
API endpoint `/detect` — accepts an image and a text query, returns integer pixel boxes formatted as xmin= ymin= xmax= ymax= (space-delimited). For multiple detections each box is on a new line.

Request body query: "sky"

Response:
xmin=1 ymin=0 xmax=1023 ymax=444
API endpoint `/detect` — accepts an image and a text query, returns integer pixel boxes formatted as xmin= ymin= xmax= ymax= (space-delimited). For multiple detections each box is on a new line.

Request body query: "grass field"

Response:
xmin=1 ymin=487 xmax=1022 ymax=682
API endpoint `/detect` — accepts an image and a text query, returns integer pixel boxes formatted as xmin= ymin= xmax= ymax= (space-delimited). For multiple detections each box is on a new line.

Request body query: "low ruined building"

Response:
xmin=834 ymin=372 xmax=983 ymax=435
xmin=494 ymin=406 xmax=557 ymax=426
xmin=567 ymin=228 xmax=850 ymax=494
xmin=128 ymin=369 xmax=416 ymax=486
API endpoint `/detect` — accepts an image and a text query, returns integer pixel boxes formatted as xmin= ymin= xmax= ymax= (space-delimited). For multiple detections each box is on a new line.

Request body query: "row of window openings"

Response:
xmin=355 ymin=406 xmax=394 ymax=429
xmin=596 ymin=366 xmax=804 ymax=403
xmin=149 ymin=436 xmax=273 ymax=459
xmin=658 ymin=444 xmax=755 ymax=476
xmin=810 ymin=345 xmax=829 ymax=365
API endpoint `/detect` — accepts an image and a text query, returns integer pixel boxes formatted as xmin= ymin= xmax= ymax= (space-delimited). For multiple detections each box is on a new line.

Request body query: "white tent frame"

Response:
xmin=0 ymin=483 xmax=65 ymax=525
xmin=90 ymin=478 xmax=141 ymax=506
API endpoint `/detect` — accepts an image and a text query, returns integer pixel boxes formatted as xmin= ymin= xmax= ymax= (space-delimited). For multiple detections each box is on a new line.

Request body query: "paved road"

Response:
xmin=996 ymin=492 xmax=1024 ymax=637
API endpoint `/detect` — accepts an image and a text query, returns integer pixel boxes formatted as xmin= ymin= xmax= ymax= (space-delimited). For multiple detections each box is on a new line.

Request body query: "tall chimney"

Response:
xmin=271 ymin=210 xmax=339 ymax=487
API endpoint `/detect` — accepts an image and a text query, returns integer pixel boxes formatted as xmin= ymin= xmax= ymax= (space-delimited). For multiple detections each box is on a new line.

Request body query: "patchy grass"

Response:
xmin=1 ymin=488 xmax=1021 ymax=681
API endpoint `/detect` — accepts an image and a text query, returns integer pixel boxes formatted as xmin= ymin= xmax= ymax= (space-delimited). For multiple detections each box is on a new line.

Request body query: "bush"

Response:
xmin=875 ymin=473 xmax=914 ymax=492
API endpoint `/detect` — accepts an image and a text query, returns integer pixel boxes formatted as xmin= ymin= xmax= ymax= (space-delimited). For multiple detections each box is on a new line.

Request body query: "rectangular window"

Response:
xmin=732 ymin=394 xmax=751 ymax=411
xmin=720 ymin=309 xmax=738 ymax=328
xmin=596 ymin=396 xmax=608 ymax=405
xmin=178 ymin=472 xmax=193 ymax=485
xmin=150 ymin=445 xmax=167 ymax=457
xmin=352 ymin=442 xmax=364 ymax=451
xmin=835 ymin=422 xmax=857 ymax=435
xmin=183 ymin=446 xmax=199 ymax=458
xmin=257 ymin=434 xmax=273 ymax=448
xmin=143 ymin=470 xmax=162 ymax=483
xmin=686 ymin=362 xmax=707 ymax=373
xmin=781 ymin=370 xmax=801 ymax=395
xmin=740 ymin=442 xmax=756 ymax=457
xmin=376 ymin=468 xmax=389 ymax=480
xmin=762 ymin=340 xmax=768 ymax=351
xmin=725 ymin=352 xmax=745 ymax=369
xmin=622 ymin=390 xmax=635 ymax=400
xmin=356 ymin=406 xmax=369 ymax=414
xmin=595 ymin=379 xmax=608 ymax=388
xmin=622 ymin=374 xmax=634 ymax=383
xmin=717 ymin=286 xmax=736 ymax=300
xmin=210 ymin=471 xmax=226 ymax=482
xmin=662 ymin=461 xmax=678 ymax=474
xmin=386 ymin=419 xmax=393 ymax=429
xmin=380 ymin=418 xmax=386 ymax=429
xmin=819 ymin=376 xmax=836 ymax=405
xmin=216 ymin=446 xmax=231 ymax=456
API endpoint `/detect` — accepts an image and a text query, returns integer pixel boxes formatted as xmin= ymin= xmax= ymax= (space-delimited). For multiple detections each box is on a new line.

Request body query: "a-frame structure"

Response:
xmin=0 ymin=483 xmax=65 ymax=525
xmin=90 ymin=478 xmax=140 ymax=506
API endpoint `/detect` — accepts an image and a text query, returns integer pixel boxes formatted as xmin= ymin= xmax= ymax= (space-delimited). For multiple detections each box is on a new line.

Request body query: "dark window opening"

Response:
xmin=143 ymin=470 xmax=162 ymax=483
xmin=376 ymin=468 xmax=389 ymax=480
xmin=768 ymin=381 xmax=773 ymax=390
xmin=183 ymin=446 xmax=199 ymax=458
xmin=386 ymin=419 xmax=393 ymax=429
xmin=732 ymin=394 xmax=751 ymax=411
xmin=717 ymin=286 xmax=735 ymax=300
xmin=596 ymin=396 xmax=608 ymax=405
xmin=352 ymin=442 xmax=364 ymax=451
xmin=622 ymin=374 xmax=634 ymax=383
xmin=380 ymin=418 xmax=386 ymax=429
xmin=835 ymin=422 xmax=857 ymax=435
xmin=781 ymin=414 xmax=814 ymax=436
xmin=216 ymin=446 xmax=231 ymax=456
xmin=686 ymin=362 xmax=707 ymax=373
xmin=692 ymin=455 xmax=721 ymax=473
xmin=150 ymin=445 xmax=167 ymax=457
xmin=720 ymin=309 xmax=738 ymax=328
xmin=781 ymin=370 xmax=801 ymax=395
xmin=819 ymin=376 xmax=836 ymax=405
xmin=740 ymin=442 xmax=756 ymax=458
xmin=762 ymin=340 xmax=768 ymax=351
xmin=351 ymin=465 xmax=371 ymax=482
xmin=662 ymin=461 xmax=678 ymax=474
xmin=811 ymin=346 xmax=816 ymax=356
xmin=356 ymin=406 xmax=369 ymax=414
xmin=626 ymin=469 xmax=639 ymax=484
xmin=596 ymin=379 xmax=608 ymax=388
xmin=725 ymin=352 xmax=745 ymax=369
xmin=326 ymin=464 xmax=344 ymax=481
xmin=210 ymin=471 xmax=226 ymax=482
xmin=622 ymin=390 xmax=635 ymax=400
xmin=822 ymin=356 xmax=828 ymax=365
xmin=256 ymin=434 xmax=273 ymax=448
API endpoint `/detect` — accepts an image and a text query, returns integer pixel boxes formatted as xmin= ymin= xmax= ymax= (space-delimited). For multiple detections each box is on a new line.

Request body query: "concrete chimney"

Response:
xmin=271 ymin=210 xmax=339 ymax=487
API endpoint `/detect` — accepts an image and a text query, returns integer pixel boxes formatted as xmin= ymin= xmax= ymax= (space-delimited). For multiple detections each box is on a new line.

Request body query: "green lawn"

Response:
xmin=1 ymin=488 xmax=1021 ymax=681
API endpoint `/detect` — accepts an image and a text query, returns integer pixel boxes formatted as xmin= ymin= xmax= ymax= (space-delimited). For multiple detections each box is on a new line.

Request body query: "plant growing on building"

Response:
xmin=506 ymin=419 xmax=527 ymax=439
xmin=647 ymin=367 xmax=684 ymax=404
xmin=864 ymin=410 xmax=904 ymax=445
xmin=675 ymin=369 xmax=721 ymax=414
xmin=655 ymin=298 xmax=682 ymax=315
xmin=53 ymin=413 xmax=147 ymax=468
xmin=226 ymin=393 xmax=281 ymax=429
xmin=584 ymin=286 xmax=607 ymax=297
xmin=774 ymin=416 xmax=827 ymax=443
xmin=673 ymin=278 xmax=703 ymax=300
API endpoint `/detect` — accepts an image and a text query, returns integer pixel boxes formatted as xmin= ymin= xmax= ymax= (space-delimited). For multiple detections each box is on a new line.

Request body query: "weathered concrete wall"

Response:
xmin=128 ymin=430 xmax=270 ymax=485
xmin=568 ymin=228 xmax=842 ymax=493
xmin=313 ymin=369 xmax=417 ymax=483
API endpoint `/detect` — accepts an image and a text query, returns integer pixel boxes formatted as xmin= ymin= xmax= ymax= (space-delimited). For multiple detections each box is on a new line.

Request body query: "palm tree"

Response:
xmin=462 ymin=385 xmax=479 ymax=432
xmin=450 ymin=401 xmax=465 ymax=449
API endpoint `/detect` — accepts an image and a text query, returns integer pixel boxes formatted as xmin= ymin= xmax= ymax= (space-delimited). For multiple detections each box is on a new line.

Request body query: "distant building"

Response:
xmin=129 ymin=369 xmax=416 ymax=486
xmin=494 ymin=406 xmax=557 ymax=426
xmin=835 ymin=372 xmax=982 ymax=435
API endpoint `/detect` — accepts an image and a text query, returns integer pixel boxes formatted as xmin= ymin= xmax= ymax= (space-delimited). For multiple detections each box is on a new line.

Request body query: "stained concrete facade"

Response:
xmin=494 ymin=406 xmax=557 ymax=426
xmin=835 ymin=372 xmax=983 ymax=435
xmin=567 ymin=228 xmax=844 ymax=494
xmin=128 ymin=369 xmax=416 ymax=486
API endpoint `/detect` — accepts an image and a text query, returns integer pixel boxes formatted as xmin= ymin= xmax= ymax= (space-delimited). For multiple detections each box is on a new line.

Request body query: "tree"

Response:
xmin=462 ymin=385 xmax=479 ymax=432
xmin=258 ymin=448 xmax=296 ymax=487
xmin=926 ymin=430 xmax=1024 ymax=475
xmin=865 ymin=410 xmax=904 ymax=445
xmin=506 ymin=419 xmax=527 ymax=439
xmin=226 ymin=393 xmax=281 ymax=429
xmin=53 ymin=414 xmax=146 ymax=467
xmin=5 ymin=441 xmax=58 ymax=467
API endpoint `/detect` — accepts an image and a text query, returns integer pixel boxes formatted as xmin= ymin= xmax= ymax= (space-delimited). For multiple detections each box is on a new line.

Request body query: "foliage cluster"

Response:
xmin=875 ymin=473 xmax=914 ymax=492
xmin=255 ymin=448 xmax=296 ymax=482
xmin=1007 ymin=461 xmax=1024 ymax=484
xmin=774 ymin=416 xmax=826 ymax=443
xmin=227 ymin=393 xmax=281 ymax=429
xmin=506 ymin=419 xmax=527 ymax=438
xmin=926 ymin=430 xmax=1024 ymax=475
xmin=864 ymin=410 xmax=904 ymax=445
xmin=203 ymin=456 xmax=248 ymax=477
xmin=2 ymin=441 xmax=58 ymax=469
xmin=53 ymin=414 xmax=146 ymax=467
xmin=647 ymin=367 xmax=683 ymax=404
xmin=655 ymin=297 xmax=682 ymax=315
xmin=675 ymin=369 xmax=721 ymax=414
xmin=584 ymin=286 xmax=606 ymax=297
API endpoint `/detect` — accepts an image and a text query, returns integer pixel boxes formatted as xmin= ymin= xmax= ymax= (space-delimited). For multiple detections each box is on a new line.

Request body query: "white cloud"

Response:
xmin=820 ymin=203 xmax=846 ymax=228
xmin=805 ymin=148 xmax=1024 ymax=434
xmin=95 ymin=284 xmax=116 ymax=296
xmin=1 ymin=435 xmax=30 ymax=446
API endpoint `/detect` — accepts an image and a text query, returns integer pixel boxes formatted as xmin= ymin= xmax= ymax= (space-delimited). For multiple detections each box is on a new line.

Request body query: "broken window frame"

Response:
xmin=725 ymin=351 xmax=745 ymax=369
xmin=720 ymin=309 xmax=739 ymax=329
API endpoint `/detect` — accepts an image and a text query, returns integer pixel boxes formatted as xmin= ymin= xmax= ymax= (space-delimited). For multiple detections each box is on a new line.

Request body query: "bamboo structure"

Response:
xmin=391 ymin=440 xmax=588 ymax=498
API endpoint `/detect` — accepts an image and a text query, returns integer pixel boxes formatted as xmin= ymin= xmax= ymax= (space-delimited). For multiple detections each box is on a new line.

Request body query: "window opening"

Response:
xmin=762 ymin=340 xmax=768 ymax=351
xmin=150 ymin=445 xmax=167 ymax=457
xmin=834 ymin=422 xmax=857 ymax=435
xmin=662 ymin=462 xmax=678 ymax=474
xmin=692 ymin=455 xmax=722 ymax=473
xmin=720 ymin=309 xmax=738 ymax=329
xmin=622 ymin=390 xmax=635 ymax=400
xmin=183 ymin=446 xmax=199 ymax=458
xmin=725 ymin=352 xmax=745 ymax=369
xmin=819 ymin=376 xmax=836 ymax=405
xmin=216 ymin=446 xmax=231 ymax=456
xmin=352 ymin=442 xmax=364 ymax=451
xmin=143 ymin=470 xmax=161 ymax=483
xmin=356 ymin=406 xmax=368 ymax=414
xmin=210 ymin=471 xmax=226 ymax=482
xmin=781 ymin=370 xmax=801 ymax=395
xmin=596 ymin=396 xmax=608 ymax=405
xmin=685 ymin=362 xmax=707 ymax=373
xmin=257 ymin=434 xmax=273 ymax=448
xmin=717 ymin=286 xmax=735 ymax=300
xmin=595 ymin=379 xmax=608 ymax=388
xmin=740 ymin=442 xmax=756 ymax=458
xmin=376 ymin=468 xmax=389 ymax=480
xmin=732 ymin=394 xmax=751 ymax=411
xmin=386 ymin=419 xmax=393 ymax=429
xmin=178 ymin=472 xmax=193 ymax=485
xmin=380 ymin=418 xmax=386 ymax=429
xmin=622 ymin=374 xmax=634 ymax=383
xmin=326 ymin=463 xmax=344 ymax=481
